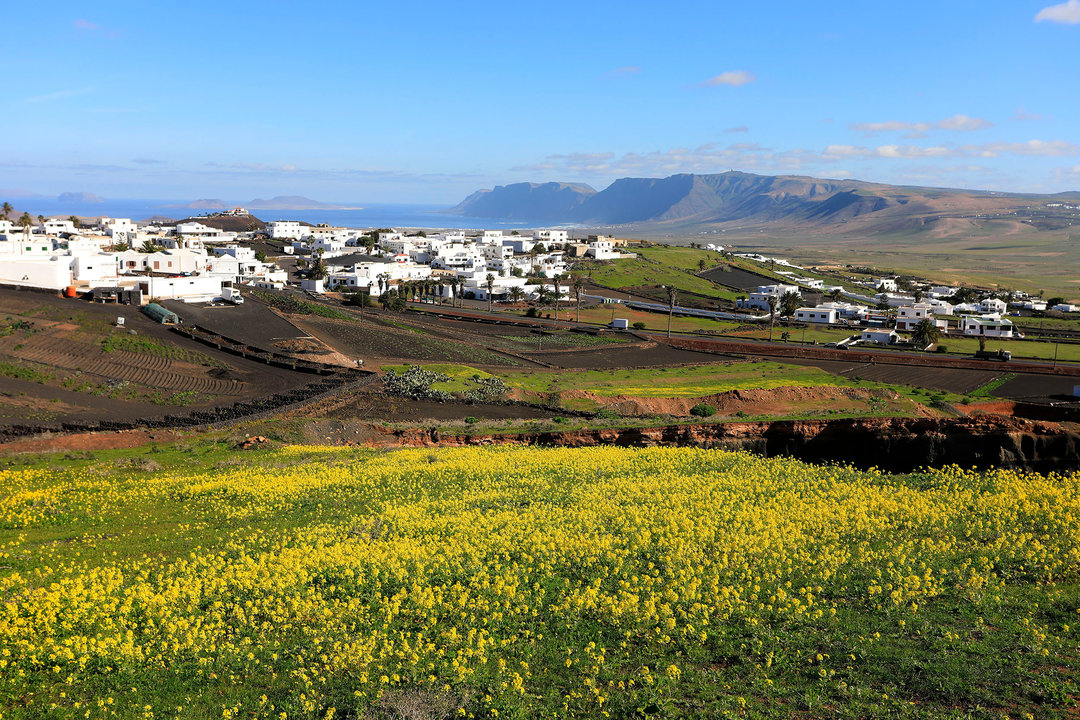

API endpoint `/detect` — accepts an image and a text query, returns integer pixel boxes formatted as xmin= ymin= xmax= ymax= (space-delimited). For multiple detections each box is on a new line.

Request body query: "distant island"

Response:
xmin=167 ymin=195 xmax=361 ymax=211
xmin=57 ymin=191 xmax=104 ymax=204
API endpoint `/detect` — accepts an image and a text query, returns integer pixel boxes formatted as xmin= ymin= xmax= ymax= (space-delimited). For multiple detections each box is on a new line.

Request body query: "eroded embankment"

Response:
xmin=396 ymin=415 xmax=1080 ymax=473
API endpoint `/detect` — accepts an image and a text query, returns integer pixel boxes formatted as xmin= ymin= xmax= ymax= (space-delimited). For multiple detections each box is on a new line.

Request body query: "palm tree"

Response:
xmin=665 ymin=285 xmax=678 ymax=338
xmin=552 ymin=274 xmax=562 ymax=321
xmin=767 ymin=295 xmax=778 ymax=341
xmin=509 ymin=286 xmax=524 ymax=305
xmin=456 ymin=277 xmax=466 ymax=308
xmin=485 ymin=273 xmax=495 ymax=314
xmin=68 ymin=215 xmax=80 ymax=230
xmin=18 ymin=212 xmax=33 ymax=238
xmin=779 ymin=290 xmax=801 ymax=317
xmin=911 ymin=318 xmax=941 ymax=350
xmin=573 ymin=275 xmax=585 ymax=323
xmin=828 ymin=288 xmax=843 ymax=303
xmin=2 ymin=202 xmax=13 ymax=220
xmin=533 ymin=284 xmax=550 ymax=310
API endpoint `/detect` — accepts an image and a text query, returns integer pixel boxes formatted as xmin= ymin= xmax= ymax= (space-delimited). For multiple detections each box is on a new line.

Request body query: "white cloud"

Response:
xmin=936 ymin=114 xmax=993 ymax=131
xmin=978 ymin=139 xmax=1080 ymax=156
xmin=700 ymin=70 xmax=755 ymax=87
xmin=724 ymin=125 xmax=749 ymax=133
xmin=825 ymin=139 xmax=1079 ymax=160
xmin=851 ymin=115 xmax=993 ymax=134
xmin=850 ymin=121 xmax=931 ymax=133
xmin=1035 ymin=0 xmax=1080 ymax=24
xmin=515 ymin=143 xmax=817 ymax=178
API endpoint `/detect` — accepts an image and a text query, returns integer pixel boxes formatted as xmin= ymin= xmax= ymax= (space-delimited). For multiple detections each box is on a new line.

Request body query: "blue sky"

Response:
xmin=2 ymin=0 xmax=1079 ymax=203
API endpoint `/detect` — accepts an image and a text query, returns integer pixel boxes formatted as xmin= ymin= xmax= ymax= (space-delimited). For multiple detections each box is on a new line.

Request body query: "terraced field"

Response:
xmin=8 ymin=334 xmax=246 ymax=396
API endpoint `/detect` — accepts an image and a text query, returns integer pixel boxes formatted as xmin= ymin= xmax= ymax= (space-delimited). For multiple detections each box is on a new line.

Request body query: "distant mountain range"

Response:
xmin=169 ymin=195 xmax=359 ymax=211
xmin=449 ymin=171 xmax=1080 ymax=237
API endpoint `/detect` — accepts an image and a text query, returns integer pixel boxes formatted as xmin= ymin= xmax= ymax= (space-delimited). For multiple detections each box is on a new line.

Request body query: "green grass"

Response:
xmin=970 ymin=373 xmax=1017 ymax=398
xmin=502 ymin=361 xmax=846 ymax=396
xmin=577 ymin=245 xmax=743 ymax=300
xmin=0 ymin=360 xmax=52 ymax=384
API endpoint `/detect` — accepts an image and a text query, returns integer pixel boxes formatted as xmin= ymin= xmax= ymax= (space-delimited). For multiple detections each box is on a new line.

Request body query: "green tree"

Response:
xmin=910 ymin=318 xmax=941 ymax=350
xmin=1 ymin=202 xmax=13 ymax=220
xmin=485 ymin=273 xmax=495 ymax=314
xmin=18 ymin=212 xmax=33 ymax=238
xmin=68 ymin=215 xmax=80 ymax=229
xmin=779 ymin=290 xmax=802 ymax=317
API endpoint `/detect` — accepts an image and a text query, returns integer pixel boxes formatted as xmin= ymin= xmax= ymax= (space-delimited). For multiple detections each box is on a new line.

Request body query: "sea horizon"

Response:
xmin=6 ymin=198 xmax=581 ymax=231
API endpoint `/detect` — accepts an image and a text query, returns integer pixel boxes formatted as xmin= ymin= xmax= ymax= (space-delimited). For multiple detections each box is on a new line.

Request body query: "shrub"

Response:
xmin=382 ymin=366 xmax=453 ymax=401
xmin=690 ymin=403 xmax=717 ymax=417
xmin=464 ymin=416 xmax=478 ymax=424
xmin=632 ymin=321 xmax=647 ymax=330
xmin=936 ymin=345 xmax=948 ymax=353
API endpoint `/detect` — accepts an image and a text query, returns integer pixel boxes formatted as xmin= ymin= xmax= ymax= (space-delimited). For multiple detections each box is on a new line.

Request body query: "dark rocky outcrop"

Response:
xmin=394 ymin=416 xmax=1080 ymax=474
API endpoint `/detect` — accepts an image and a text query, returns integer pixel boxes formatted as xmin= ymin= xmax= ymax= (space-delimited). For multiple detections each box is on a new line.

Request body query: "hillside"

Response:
xmin=157 ymin=213 xmax=266 ymax=232
xmin=449 ymin=171 xmax=1080 ymax=238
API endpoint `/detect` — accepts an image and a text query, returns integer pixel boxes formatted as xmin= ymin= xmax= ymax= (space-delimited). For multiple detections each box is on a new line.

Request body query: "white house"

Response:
xmin=137 ymin=275 xmax=223 ymax=303
xmin=978 ymin=298 xmax=1008 ymax=314
xmin=586 ymin=238 xmax=618 ymax=259
xmin=1052 ymin=303 xmax=1079 ymax=313
xmin=211 ymin=245 xmax=256 ymax=261
xmin=896 ymin=303 xmax=948 ymax=333
xmin=0 ymin=256 xmax=73 ymax=289
xmin=267 ymin=221 xmax=305 ymax=239
xmin=101 ymin=217 xmax=138 ymax=238
xmin=876 ymin=278 xmax=898 ymax=292
xmin=736 ymin=284 xmax=801 ymax=312
xmin=861 ymin=328 xmax=899 ymax=345
xmin=961 ymin=314 xmax=1017 ymax=338
xmin=794 ymin=307 xmax=838 ymax=324
xmin=42 ymin=218 xmax=78 ymax=235
xmin=534 ymin=229 xmax=568 ymax=245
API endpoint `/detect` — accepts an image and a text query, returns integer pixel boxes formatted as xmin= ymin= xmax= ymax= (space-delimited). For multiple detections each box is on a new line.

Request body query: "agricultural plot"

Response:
xmin=1 ymin=445 xmax=1077 ymax=719
xmin=700 ymin=263 xmax=777 ymax=291
xmin=293 ymin=315 xmax=522 ymax=367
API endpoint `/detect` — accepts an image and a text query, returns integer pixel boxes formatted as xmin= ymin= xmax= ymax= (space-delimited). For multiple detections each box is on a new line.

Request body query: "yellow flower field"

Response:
xmin=0 ymin=445 xmax=1078 ymax=718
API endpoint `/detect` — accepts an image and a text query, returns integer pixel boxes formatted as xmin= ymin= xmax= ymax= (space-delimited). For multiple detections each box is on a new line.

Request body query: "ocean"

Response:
xmin=15 ymin=198 xmax=563 ymax=231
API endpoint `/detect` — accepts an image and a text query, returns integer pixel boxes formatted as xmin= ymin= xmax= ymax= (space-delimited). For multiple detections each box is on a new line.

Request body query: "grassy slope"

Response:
xmin=577 ymin=246 xmax=744 ymax=301
xmin=1 ymin=444 xmax=1077 ymax=719
xmin=383 ymin=361 xmax=979 ymax=410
